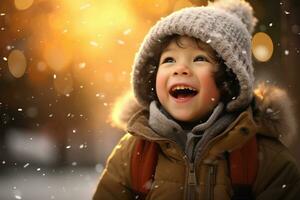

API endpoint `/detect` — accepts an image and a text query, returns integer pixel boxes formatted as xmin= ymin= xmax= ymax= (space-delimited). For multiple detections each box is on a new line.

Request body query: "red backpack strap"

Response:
xmin=131 ymin=139 xmax=159 ymax=199
xmin=229 ymin=136 xmax=258 ymax=200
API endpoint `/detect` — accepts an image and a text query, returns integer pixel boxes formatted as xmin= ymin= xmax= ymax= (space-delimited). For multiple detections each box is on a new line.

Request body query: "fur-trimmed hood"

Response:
xmin=112 ymin=83 xmax=297 ymax=146
xmin=252 ymin=83 xmax=297 ymax=146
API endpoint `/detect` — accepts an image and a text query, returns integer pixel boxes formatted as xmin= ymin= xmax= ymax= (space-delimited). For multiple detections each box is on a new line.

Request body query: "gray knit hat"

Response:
xmin=131 ymin=0 xmax=257 ymax=112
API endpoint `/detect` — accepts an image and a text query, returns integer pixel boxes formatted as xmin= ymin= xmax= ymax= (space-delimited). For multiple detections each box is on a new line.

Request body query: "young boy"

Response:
xmin=93 ymin=0 xmax=300 ymax=199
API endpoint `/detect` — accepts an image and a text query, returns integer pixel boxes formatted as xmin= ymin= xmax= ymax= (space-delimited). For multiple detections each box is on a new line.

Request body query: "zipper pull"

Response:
xmin=188 ymin=162 xmax=196 ymax=186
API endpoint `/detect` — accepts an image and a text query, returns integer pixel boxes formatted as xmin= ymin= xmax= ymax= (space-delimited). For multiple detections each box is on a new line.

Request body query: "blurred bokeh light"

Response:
xmin=8 ymin=49 xmax=27 ymax=78
xmin=14 ymin=0 xmax=34 ymax=10
xmin=252 ymin=32 xmax=274 ymax=62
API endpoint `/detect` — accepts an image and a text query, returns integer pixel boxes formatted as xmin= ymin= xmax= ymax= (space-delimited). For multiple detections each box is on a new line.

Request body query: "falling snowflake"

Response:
xmin=266 ymin=108 xmax=273 ymax=114
xmin=90 ymin=41 xmax=98 ymax=47
xmin=117 ymin=40 xmax=125 ymax=45
xmin=123 ymin=28 xmax=132 ymax=35
xmin=23 ymin=163 xmax=29 ymax=168
xmin=6 ymin=45 xmax=13 ymax=50
xmin=66 ymin=145 xmax=71 ymax=149
xmin=78 ymin=62 xmax=86 ymax=69
xmin=15 ymin=195 xmax=22 ymax=200
xmin=284 ymin=50 xmax=289 ymax=55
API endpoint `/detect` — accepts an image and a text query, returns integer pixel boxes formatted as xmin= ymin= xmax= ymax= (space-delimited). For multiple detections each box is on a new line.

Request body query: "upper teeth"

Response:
xmin=172 ymin=86 xmax=197 ymax=91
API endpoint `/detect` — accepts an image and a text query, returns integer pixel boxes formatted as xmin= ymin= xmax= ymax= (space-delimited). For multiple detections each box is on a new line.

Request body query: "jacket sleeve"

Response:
xmin=254 ymin=137 xmax=300 ymax=200
xmin=93 ymin=133 xmax=136 ymax=200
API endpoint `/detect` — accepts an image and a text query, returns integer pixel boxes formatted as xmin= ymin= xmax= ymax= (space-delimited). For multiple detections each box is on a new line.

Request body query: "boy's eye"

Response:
xmin=161 ymin=57 xmax=175 ymax=64
xmin=193 ymin=55 xmax=209 ymax=62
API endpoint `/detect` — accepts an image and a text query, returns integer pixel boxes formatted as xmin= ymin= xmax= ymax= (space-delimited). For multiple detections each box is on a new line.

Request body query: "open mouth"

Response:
xmin=169 ymin=85 xmax=198 ymax=99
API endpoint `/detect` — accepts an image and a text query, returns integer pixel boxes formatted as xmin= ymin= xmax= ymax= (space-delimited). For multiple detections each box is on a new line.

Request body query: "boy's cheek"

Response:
xmin=155 ymin=77 xmax=166 ymax=102
xmin=200 ymin=76 xmax=220 ymax=103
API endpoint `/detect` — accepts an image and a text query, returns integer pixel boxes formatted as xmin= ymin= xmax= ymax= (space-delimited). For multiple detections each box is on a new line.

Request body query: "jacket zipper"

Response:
xmin=132 ymin=134 xmax=224 ymax=200
xmin=206 ymin=164 xmax=217 ymax=200
xmin=188 ymin=162 xmax=196 ymax=185
xmin=186 ymin=162 xmax=197 ymax=200
xmin=138 ymin=135 xmax=197 ymax=200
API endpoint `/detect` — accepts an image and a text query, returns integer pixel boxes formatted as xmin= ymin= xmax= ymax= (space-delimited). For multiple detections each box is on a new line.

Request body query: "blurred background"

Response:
xmin=0 ymin=0 xmax=299 ymax=199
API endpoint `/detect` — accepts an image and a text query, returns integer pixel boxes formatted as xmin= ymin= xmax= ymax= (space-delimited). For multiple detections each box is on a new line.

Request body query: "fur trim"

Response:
xmin=111 ymin=91 xmax=142 ymax=130
xmin=114 ymin=83 xmax=297 ymax=145
xmin=253 ymin=83 xmax=297 ymax=146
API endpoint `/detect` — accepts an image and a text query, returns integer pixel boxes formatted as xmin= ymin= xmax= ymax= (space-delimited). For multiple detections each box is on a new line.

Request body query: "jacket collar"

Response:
xmin=124 ymin=83 xmax=296 ymax=147
xmin=127 ymin=102 xmax=255 ymax=160
xmin=147 ymin=101 xmax=225 ymax=151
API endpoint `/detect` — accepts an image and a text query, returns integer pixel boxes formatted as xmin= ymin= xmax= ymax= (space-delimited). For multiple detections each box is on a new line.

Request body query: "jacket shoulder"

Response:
xmin=104 ymin=133 xmax=137 ymax=175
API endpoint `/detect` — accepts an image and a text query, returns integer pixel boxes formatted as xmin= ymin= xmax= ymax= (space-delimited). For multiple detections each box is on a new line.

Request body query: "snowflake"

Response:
xmin=284 ymin=50 xmax=289 ymax=55
xmin=15 ymin=195 xmax=22 ymax=200
xmin=123 ymin=28 xmax=132 ymax=35
xmin=90 ymin=41 xmax=98 ymax=47
xmin=23 ymin=163 xmax=29 ymax=168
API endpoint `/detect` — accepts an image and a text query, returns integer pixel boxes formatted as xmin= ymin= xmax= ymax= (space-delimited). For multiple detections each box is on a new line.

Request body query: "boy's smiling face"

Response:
xmin=155 ymin=36 xmax=220 ymax=122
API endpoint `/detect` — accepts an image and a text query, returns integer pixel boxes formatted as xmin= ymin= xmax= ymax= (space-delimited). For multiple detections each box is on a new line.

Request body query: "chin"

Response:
xmin=171 ymin=112 xmax=199 ymax=123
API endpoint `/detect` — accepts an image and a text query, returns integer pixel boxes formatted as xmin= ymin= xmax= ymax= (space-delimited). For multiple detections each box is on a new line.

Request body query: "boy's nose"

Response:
xmin=173 ymin=64 xmax=191 ymax=76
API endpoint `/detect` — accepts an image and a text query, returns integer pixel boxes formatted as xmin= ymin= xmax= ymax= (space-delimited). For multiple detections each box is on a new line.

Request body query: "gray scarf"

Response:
xmin=148 ymin=101 xmax=238 ymax=161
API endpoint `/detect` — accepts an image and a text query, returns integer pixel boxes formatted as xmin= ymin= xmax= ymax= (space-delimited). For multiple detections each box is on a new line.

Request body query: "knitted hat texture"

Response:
xmin=132 ymin=0 xmax=257 ymax=112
